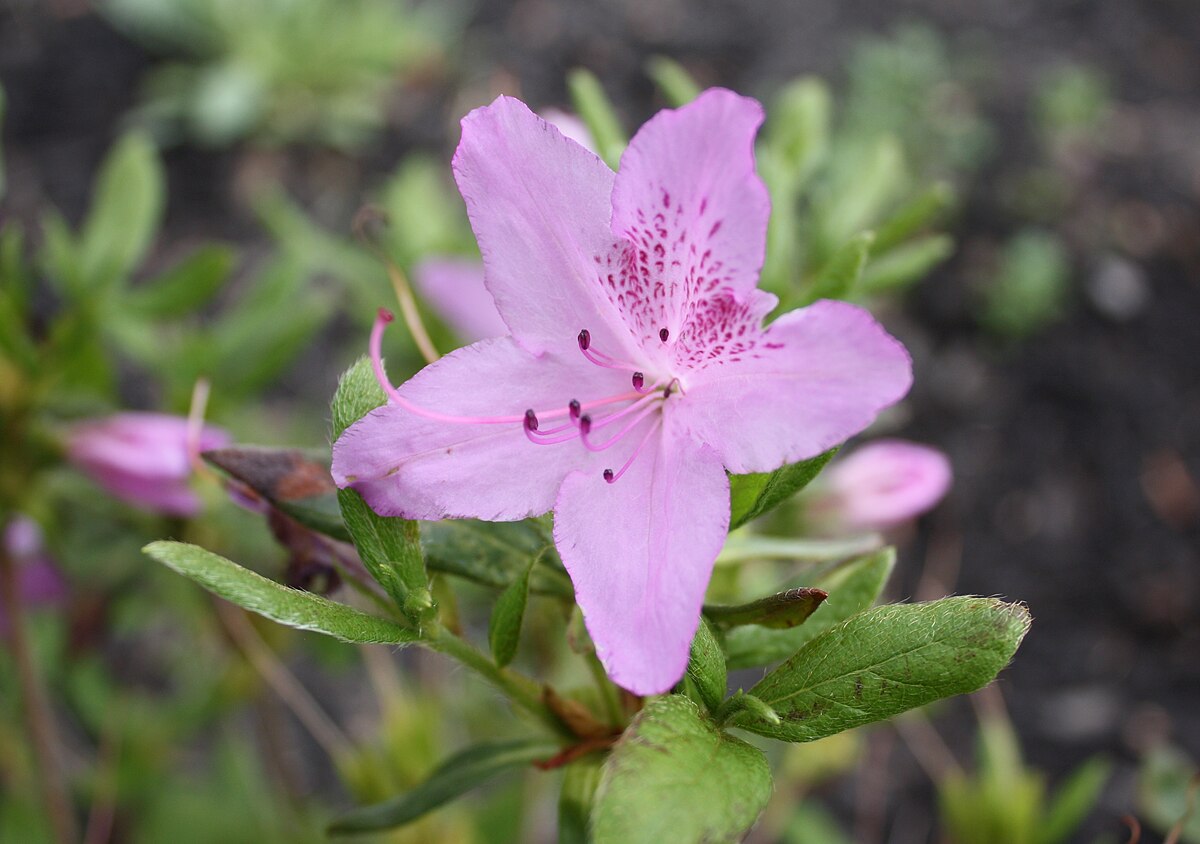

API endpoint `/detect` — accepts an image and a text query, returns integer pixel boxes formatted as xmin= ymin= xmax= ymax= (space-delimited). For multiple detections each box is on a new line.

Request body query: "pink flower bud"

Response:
xmin=823 ymin=440 xmax=953 ymax=530
xmin=66 ymin=413 xmax=230 ymax=517
xmin=1 ymin=516 xmax=66 ymax=634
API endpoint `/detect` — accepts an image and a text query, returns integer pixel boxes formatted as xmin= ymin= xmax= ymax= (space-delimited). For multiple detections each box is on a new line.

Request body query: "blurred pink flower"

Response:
xmin=822 ymin=440 xmax=952 ymax=530
xmin=411 ymin=110 xmax=595 ymax=345
xmin=67 ymin=413 xmax=230 ymax=517
xmin=1 ymin=517 xmax=66 ymax=634
xmin=412 ymin=258 xmax=508 ymax=341
xmin=334 ymin=90 xmax=912 ymax=694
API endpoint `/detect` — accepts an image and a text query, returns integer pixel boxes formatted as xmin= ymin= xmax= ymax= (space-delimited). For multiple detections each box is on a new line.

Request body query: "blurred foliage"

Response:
xmin=980 ymin=229 xmax=1072 ymax=339
xmin=101 ymin=0 xmax=465 ymax=148
xmin=1138 ymin=746 xmax=1200 ymax=844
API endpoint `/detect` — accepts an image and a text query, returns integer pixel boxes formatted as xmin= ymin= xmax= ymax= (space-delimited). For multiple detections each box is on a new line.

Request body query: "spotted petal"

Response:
xmin=674 ymin=299 xmax=913 ymax=474
xmin=554 ymin=416 xmax=730 ymax=694
xmin=606 ymin=89 xmax=770 ymax=354
xmin=332 ymin=337 xmax=630 ymax=521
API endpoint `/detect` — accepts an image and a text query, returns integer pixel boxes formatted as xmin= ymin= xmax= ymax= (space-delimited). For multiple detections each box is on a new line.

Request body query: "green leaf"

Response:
xmin=78 ymin=132 xmax=164 ymax=290
xmin=329 ymin=739 xmax=559 ymax=834
xmin=684 ymin=617 xmax=727 ymax=712
xmin=332 ymin=356 xmax=386 ymax=438
xmin=558 ymin=753 xmax=605 ymax=844
xmin=859 ymin=234 xmax=954 ymax=295
xmin=276 ymin=493 xmax=351 ymax=543
xmin=731 ymin=597 xmax=1031 ymax=743
xmin=568 ymin=69 xmax=627 ymax=170
xmin=143 ymin=541 xmax=418 ymax=644
xmin=646 ymin=56 xmax=701 ymax=107
xmin=816 ymin=135 xmax=906 ymax=250
xmin=124 ymin=244 xmax=234 ymax=317
xmin=715 ymin=692 xmax=781 ymax=728
xmin=871 ymin=181 xmax=954 ymax=253
xmin=982 ymin=229 xmax=1071 ymax=339
xmin=0 ymin=84 xmax=7 ymax=200
xmin=766 ymin=77 xmax=831 ymax=189
xmin=488 ymin=556 xmax=534 ymax=667
xmin=729 ymin=448 xmax=837 ymax=530
xmin=593 ymin=696 xmax=771 ymax=844
xmin=802 ymin=231 xmax=874 ymax=304
xmin=1038 ymin=756 xmax=1110 ymax=844
xmin=726 ymin=548 xmax=894 ymax=669
xmin=1138 ymin=746 xmax=1200 ymax=844
xmin=422 ymin=520 xmax=574 ymax=599
xmin=338 ymin=489 xmax=432 ymax=621
xmin=706 ymin=587 xmax=828 ymax=630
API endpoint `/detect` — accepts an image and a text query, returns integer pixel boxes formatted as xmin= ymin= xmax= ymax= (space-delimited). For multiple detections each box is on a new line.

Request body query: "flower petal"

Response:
xmin=452 ymin=97 xmax=639 ymax=360
xmin=607 ymin=88 xmax=770 ymax=351
xmin=554 ymin=417 xmax=729 ymax=695
xmin=825 ymin=440 xmax=952 ymax=530
xmin=412 ymin=257 xmax=508 ymax=343
xmin=332 ymin=337 xmax=629 ymax=521
xmin=675 ymin=300 xmax=913 ymax=474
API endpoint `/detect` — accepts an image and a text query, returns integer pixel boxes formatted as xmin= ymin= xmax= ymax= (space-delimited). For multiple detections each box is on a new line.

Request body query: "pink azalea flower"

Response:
xmin=821 ymin=440 xmax=953 ymax=530
xmin=333 ymin=90 xmax=912 ymax=694
xmin=67 ymin=413 xmax=230 ymax=517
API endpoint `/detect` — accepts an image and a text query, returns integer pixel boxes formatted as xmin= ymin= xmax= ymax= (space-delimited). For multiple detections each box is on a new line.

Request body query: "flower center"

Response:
xmin=369 ymin=310 xmax=676 ymax=483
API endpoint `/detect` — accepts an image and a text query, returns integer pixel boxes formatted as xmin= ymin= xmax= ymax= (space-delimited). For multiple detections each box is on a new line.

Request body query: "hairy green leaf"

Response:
xmin=729 ymin=448 xmax=837 ymax=530
xmin=329 ymin=739 xmax=559 ymax=834
xmin=488 ymin=556 xmax=534 ymax=667
xmin=422 ymin=520 xmax=573 ymax=599
xmin=559 ymin=753 xmax=605 ymax=844
xmin=684 ymin=617 xmax=726 ymax=712
xmin=338 ymin=489 xmax=432 ymax=620
xmin=725 ymin=548 xmax=894 ymax=669
xmin=593 ymin=696 xmax=771 ymax=844
xmin=143 ymin=541 xmax=417 ymax=644
xmin=732 ymin=597 xmax=1031 ymax=742
xmin=332 ymin=356 xmax=386 ymax=438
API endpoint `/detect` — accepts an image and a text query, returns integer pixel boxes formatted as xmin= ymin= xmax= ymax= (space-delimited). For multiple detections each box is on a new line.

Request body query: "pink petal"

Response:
xmin=825 ymin=440 xmax=952 ymax=530
xmin=412 ymin=257 xmax=508 ymax=343
xmin=554 ymin=417 xmax=730 ymax=694
xmin=674 ymin=300 xmax=913 ymax=474
xmin=607 ymin=89 xmax=770 ymax=352
xmin=452 ymin=97 xmax=639 ymax=361
xmin=332 ymin=337 xmax=629 ymax=521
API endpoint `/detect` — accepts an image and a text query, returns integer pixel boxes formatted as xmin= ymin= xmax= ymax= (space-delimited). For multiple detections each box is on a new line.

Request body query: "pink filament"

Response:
xmin=581 ymin=402 xmax=662 ymax=452
xmin=605 ymin=418 xmax=663 ymax=484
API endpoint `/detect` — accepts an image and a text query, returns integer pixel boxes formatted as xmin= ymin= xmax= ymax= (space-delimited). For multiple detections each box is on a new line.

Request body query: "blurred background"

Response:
xmin=0 ymin=0 xmax=1197 ymax=841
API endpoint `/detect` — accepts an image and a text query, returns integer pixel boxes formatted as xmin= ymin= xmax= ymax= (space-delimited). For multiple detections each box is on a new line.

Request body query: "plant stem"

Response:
xmin=424 ymin=624 xmax=573 ymax=741
xmin=0 ymin=537 xmax=79 ymax=844
xmin=715 ymin=533 xmax=883 ymax=565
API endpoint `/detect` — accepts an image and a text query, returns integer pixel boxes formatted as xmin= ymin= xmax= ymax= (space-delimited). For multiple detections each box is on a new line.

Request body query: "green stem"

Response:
xmin=716 ymin=533 xmax=882 ymax=565
xmin=424 ymin=624 xmax=573 ymax=741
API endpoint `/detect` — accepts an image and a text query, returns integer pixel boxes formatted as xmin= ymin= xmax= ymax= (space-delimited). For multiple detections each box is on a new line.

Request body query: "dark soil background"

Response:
xmin=2 ymin=1 xmax=1198 ymax=841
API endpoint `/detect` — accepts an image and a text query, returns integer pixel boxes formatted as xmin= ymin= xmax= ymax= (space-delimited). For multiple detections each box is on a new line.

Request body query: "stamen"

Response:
xmin=661 ymin=377 xmax=682 ymax=399
xmin=585 ymin=392 xmax=661 ymax=432
xmin=579 ymin=415 xmax=592 ymax=435
xmin=632 ymin=372 xmax=644 ymax=391
xmin=523 ymin=409 xmax=538 ymax=432
xmin=577 ymin=329 xmax=591 ymax=351
xmin=659 ymin=327 xmax=670 ymax=342
xmin=577 ymin=326 xmax=644 ymax=371
xmin=604 ymin=418 xmax=663 ymax=484
xmin=568 ymin=399 xmax=581 ymax=421
xmin=581 ymin=403 xmax=661 ymax=453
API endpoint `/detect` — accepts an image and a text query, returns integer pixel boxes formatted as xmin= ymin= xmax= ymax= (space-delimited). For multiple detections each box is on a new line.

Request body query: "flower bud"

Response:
xmin=66 ymin=413 xmax=229 ymax=517
xmin=822 ymin=440 xmax=952 ymax=531
xmin=1 ymin=516 xmax=66 ymax=634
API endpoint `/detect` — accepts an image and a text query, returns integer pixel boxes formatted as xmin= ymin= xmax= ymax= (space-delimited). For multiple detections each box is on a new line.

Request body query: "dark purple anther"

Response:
xmin=523 ymin=409 xmax=539 ymax=431
xmin=632 ymin=372 xmax=645 ymax=390
xmin=603 ymin=469 xmax=615 ymax=483
xmin=663 ymin=383 xmax=673 ymax=398
xmin=659 ymin=327 xmax=670 ymax=342
xmin=579 ymin=415 xmax=592 ymax=435
xmin=577 ymin=329 xmax=591 ymax=351
xmin=568 ymin=399 xmax=582 ymax=421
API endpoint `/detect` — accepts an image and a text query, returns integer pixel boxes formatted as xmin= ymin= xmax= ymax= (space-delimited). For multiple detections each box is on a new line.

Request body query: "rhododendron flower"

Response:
xmin=333 ymin=90 xmax=912 ymax=693
xmin=821 ymin=440 xmax=952 ymax=530
xmin=67 ymin=413 xmax=229 ymax=517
